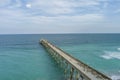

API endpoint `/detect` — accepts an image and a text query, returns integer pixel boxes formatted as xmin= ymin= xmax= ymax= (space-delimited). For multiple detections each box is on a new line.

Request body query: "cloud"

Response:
xmin=0 ymin=0 xmax=10 ymax=7
xmin=0 ymin=0 xmax=106 ymax=18
xmin=0 ymin=0 xmax=109 ymax=15
xmin=0 ymin=9 xmax=104 ymax=33
xmin=12 ymin=0 xmax=22 ymax=8
xmin=114 ymin=9 xmax=120 ymax=13
xmin=0 ymin=0 xmax=105 ymax=34
xmin=1 ymin=0 xmax=120 ymax=34
xmin=29 ymin=0 xmax=106 ymax=15
xmin=26 ymin=4 xmax=32 ymax=8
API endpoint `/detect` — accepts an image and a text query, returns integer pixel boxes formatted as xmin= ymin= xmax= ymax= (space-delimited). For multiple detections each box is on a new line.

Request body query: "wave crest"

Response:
xmin=117 ymin=48 xmax=120 ymax=51
xmin=111 ymin=75 xmax=120 ymax=80
xmin=101 ymin=51 xmax=120 ymax=60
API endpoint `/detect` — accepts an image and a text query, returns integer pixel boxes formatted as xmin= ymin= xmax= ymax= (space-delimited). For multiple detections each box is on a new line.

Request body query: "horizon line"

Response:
xmin=0 ymin=33 xmax=120 ymax=35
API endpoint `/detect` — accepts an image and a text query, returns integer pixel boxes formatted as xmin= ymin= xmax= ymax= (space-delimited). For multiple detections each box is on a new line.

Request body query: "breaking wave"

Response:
xmin=111 ymin=75 xmax=120 ymax=80
xmin=117 ymin=48 xmax=120 ymax=51
xmin=101 ymin=51 xmax=120 ymax=60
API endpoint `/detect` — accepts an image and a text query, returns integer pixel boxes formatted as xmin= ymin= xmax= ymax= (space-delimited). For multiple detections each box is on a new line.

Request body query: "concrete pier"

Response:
xmin=40 ymin=39 xmax=112 ymax=80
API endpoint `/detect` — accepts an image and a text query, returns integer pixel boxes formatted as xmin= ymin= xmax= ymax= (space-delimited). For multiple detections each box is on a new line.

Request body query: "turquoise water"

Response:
xmin=0 ymin=34 xmax=120 ymax=80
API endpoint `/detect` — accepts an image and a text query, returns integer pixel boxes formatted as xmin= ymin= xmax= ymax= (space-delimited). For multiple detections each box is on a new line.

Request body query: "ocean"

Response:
xmin=0 ymin=34 xmax=120 ymax=80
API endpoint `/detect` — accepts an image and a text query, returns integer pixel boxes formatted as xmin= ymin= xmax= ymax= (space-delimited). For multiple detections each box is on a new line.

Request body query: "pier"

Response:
xmin=40 ymin=39 xmax=112 ymax=80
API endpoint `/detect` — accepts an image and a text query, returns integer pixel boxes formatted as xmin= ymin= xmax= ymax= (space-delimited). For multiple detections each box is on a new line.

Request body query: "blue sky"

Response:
xmin=0 ymin=0 xmax=120 ymax=34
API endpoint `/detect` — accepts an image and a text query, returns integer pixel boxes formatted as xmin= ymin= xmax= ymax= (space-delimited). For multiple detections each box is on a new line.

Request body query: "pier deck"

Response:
xmin=40 ymin=39 xmax=111 ymax=80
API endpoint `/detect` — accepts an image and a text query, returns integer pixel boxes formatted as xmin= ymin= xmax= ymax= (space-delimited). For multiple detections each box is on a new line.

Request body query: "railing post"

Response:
xmin=64 ymin=62 xmax=68 ymax=78
xmin=76 ymin=71 xmax=80 ymax=80
xmin=70 ymin=67 xmax=74 ymax=80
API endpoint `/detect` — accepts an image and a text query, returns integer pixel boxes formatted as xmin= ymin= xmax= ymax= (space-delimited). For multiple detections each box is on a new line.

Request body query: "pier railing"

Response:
xmin=40 ymin=39 xmax=112 ymax=80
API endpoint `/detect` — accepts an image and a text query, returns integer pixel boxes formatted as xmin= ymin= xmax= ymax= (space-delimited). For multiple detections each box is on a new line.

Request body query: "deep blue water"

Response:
xmin=0 ymin=34 xmax=120 ymax=80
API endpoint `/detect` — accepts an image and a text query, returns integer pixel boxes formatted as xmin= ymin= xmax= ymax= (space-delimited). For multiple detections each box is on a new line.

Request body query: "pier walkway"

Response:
xmin=40 ymin=39 xmax=111 ymax=80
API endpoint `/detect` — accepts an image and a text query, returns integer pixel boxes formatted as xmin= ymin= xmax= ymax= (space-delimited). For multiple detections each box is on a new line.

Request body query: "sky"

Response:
xmin=0 ymin=0 xmax=120 ymax=34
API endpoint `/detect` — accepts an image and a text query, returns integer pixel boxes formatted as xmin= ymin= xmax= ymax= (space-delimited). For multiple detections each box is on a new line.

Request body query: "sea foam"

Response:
xmin=117 ymin=48 xmax=120 ymax=51
xmin=111 ymin=75 xmax=120 ymax=80
xmin=119 ymin=71 xmax=120 ymax=73
xmin=101 ymin=51 xmax=120 ymax=60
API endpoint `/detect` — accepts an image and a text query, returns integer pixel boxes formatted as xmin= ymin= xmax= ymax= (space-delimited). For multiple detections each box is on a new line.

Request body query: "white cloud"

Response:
xmin=29 ymin=0 xmax=105 ymax=15
xmin=26 ymin=4 xmax=32 ymax=8
xmin=2 ymin=0 xmax=118 ymax=34
xmin=0 ymin=0 xmax=108 ymax=15
xmin=0 ymin=8 xmax=104 ymax=33
xmin=0 ymin=8 xmax=103 ymax=24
